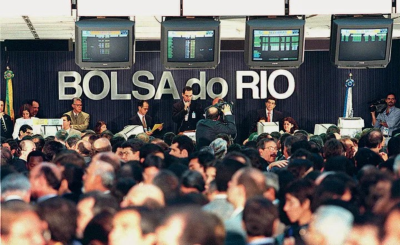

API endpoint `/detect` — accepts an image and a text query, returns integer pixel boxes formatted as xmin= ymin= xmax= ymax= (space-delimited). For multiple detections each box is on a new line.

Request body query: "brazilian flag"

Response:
xmin=4 ymin=67 xmax=14 ymax=121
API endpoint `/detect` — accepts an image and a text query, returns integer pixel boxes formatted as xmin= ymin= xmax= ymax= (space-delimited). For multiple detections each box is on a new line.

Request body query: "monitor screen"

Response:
xmin=330 ymin=17 xmax=393 ymax=68
xmin=167 ymin=30 xmax=215 ymax=62
xmin=75 ymin=18 xmax=135 ymax=70
xmin=81 ymin=30 xmax=130 ymax=62
xmin=160 ymin=18 xmax=220 ymax=69
xmin=338 ymin=28 xmax=388 ymax=61
xmin=252 ymin=29 xmax=300 ymax=62
xmin=244 ymin=18 xmax=305 ymax=69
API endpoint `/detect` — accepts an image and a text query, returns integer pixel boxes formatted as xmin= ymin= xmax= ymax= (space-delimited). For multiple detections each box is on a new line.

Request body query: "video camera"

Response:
xmin=205 ymin=99 xmax=234 ymax=118
xmin=369 ymin=98 xmax=386 ymax=113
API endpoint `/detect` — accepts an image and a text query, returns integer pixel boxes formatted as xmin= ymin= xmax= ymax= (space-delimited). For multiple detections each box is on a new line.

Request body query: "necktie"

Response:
xmin=1 ymin=117 xmax=6 ymax=131
xmin=142 ymin=116 xmax=147 ymax=129
xmin=386 ymin=108 xmax=390 ymax=116
xmin=267 ymin=112 xmax=271 ymax=122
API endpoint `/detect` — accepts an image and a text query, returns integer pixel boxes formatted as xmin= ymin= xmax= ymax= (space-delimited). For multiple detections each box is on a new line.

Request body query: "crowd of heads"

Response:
xmin=1 ymin=115 xmax=400 ymax=245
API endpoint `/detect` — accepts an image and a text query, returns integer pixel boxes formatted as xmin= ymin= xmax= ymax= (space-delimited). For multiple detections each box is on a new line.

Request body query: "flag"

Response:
xmin=4 ymin=67 xmax=14 ymax=121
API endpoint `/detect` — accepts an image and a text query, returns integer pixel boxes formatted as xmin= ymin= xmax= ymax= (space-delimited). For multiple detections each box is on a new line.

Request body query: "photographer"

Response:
xmin=371 ymin=93 xmax=400 ymax=139
xmin=195 ymin=103 xmax=237 ymax=150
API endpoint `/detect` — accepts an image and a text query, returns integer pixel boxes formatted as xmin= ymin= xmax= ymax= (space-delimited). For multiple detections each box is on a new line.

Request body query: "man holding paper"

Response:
xmin=129 ymin=100 xmax=163 ymax=137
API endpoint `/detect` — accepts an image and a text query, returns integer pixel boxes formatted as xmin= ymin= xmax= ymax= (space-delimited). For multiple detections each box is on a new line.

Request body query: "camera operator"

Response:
xmin=195 ymin=103 xmax=237 ymax=150
xmin=371 ymin=93 xmax=400 ymax=140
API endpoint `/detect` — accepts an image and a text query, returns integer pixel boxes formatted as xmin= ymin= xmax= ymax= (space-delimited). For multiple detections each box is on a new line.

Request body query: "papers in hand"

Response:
xmin=151 ymin=123 xmax=164 ymax=132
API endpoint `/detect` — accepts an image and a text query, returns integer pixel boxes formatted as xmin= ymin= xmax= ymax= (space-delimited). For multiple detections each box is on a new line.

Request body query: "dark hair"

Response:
xmin=290 ymin=140 xmax=312 ymax=155
xmin=152 ymin=170 xmax=180 ymax=204
xmin=324 ymin=156 xmax=354 ymax=176
xmin=62 ymin=114 xmax=71 ymax=122
xmin=42 ymin=141 xmax=66 ymax=162
xmin=387 ymin=136 xmax=400 ymax=157
xmin=287 ymin=159 xmax=313 ymax=179
xmin=37 ymin=197 xmax=77 ymax=244
xmin=139 ymin=143 xmax=164 ymax=160
xmin=323 ymin=139 xmax=345 ymax=160
xmin=215 ymin=159 xmax=245 ymax=192
xmin=121 ymin=139 xmax=144 ymax=153
xmin=27 ymin=150 xmax=45 ymax=164
xmin=266 ymin=96 xmax=277 ymax=103
xmin=19 ymin=124 xmax=33 ymax=134
xmin=66 ymin=135 xmax=81 ymax=149
xmin=94 ymin=121 xmax=107 ymax=134
xmin=256 ymin=138 xmax=275 ymax=150
xmin=188 ymin=151 xmax=215 ymax=169
xmin=163 ymin=132 xmax=176 ymax=146
xmin=354 ymin=148 xmax=382 ymax=171
xmin=137 ymin=100 xmax=148 ymax=107
xmin=82 ymin=210 xmax=113 ymax=245
xmin=18 ymin=104 xmax=32 ymax=118
xmin=243 ymin=197 xmax=278 ymax=237
xmin=241 ymin=148 xmax=264 ymax=171
xmin=182 ymin=86 xmax=193 ymax=93
xmin=62 ymin=163 xmax=84 ymax=194
xmin=283 ymin=117 xmax=299 ymax=134
xmin=284 ymin=135 xmax=300 ymax=156
xmin=386 ymin=92 xmax=396 ymax=100
xmin=53 ymin=149 xmax=85 ymax=168
xmin=285 ymin=179 xmax=314 ymax=205
xmin=172 ymin=135 xmax=195 ymax=155
xmin=143 ymin=155 xmax=164 ymax=169
xmin=180 ymin=170 xmax=205 ymax=192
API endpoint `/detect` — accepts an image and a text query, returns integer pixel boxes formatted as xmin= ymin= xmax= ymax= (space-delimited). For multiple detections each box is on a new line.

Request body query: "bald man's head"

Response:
xmin=120 ymin=184 xmax=165 ymax=208
xmin=92 ymin=138 xmax=112 ymax=155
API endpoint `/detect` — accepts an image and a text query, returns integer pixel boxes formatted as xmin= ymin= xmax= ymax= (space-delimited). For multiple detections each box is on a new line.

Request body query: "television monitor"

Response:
xmin=160 ymin=18 xmax=220 ymax=69
xmin=75 ymin=18 xmax=135 ymax=70
xmin=330 ymin=17 xmax=393 ymax=68
xmin=244 ymin=18 xmax=305 ymax=69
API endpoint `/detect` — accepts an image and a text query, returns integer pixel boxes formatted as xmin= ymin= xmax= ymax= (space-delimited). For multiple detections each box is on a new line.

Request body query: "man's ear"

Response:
xmin=182 ymin=149 xmax=189 ymax=158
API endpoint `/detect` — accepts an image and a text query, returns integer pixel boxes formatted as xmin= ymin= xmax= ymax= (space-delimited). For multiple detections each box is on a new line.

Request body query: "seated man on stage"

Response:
xmin=64 ymin=97 xmax=90 ymax=132
xmin=196 ymin=103 xmax=236 ymax=150
xmin=129 ymin=100 xmax=163 ymax=137
xmin=371 ymin=93 xmax=400 ymax=139
xmin=172 ymin=86 xmax=203 ymax=133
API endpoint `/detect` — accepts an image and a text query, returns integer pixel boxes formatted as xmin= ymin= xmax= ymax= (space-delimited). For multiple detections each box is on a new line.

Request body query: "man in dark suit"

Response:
xmin=129 ymin=100 xmax=163 ymax=137
xmin=196 ymin=104 xmax=236 ymax=150
xmin=257 ymin=97 xmax=284 ymax=123
xmin=172 ymin=86 xmax=203 ymax=133
xmin=255 ymin=97 xmax=284 ymax=131
xmin=0 ymin=99 xmax=14 ymax=139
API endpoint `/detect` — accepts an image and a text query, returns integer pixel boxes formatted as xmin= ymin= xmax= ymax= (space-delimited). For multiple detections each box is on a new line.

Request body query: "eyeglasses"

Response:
xmin=265 ymin=146 xmax=278 ymax=151
xmin=74 ymin=104 xmax=83 ymax=107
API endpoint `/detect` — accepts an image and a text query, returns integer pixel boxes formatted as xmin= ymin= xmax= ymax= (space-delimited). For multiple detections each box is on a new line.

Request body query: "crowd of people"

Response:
xmin=0 ymin=91 xmax=400 ymax=245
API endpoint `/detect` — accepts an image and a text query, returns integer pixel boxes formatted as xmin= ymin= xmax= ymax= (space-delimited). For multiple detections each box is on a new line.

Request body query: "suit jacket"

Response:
xmin=65 ymin=111 xmax=90 ymax=132
xmin=172 ymin=100 xmax=203 ymax=133
xmin=196 ymin=115 xmax=236 ymax=149
xmin=129 ymin=114 xmax=153 ymax=131
xmin=1 ymin=114 xmax=14 ymax=139
xmin=67 ymin=128 xmax=82 ymax=138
